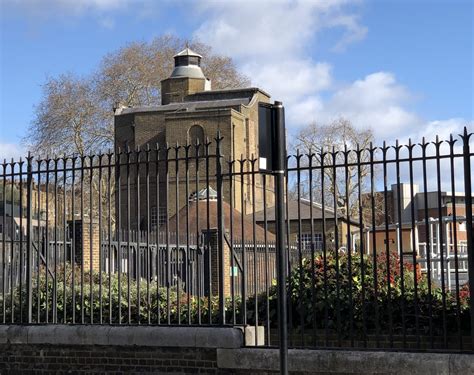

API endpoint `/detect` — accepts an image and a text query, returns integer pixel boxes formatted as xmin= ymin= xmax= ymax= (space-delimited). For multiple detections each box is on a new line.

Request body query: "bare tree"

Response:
xmin=25 ymin=36 xmax=250 ymax=157
xmin=26 ymin=74 xmax=105 ymax=157
xmin=290 ymin=118 xmax=379 ymax=223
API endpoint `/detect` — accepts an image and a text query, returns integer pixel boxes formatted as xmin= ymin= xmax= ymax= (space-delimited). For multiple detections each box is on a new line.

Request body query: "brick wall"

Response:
xmin=1 ymin=343 xmax=471 ymax=375
xmin=0 ymin=325 xmax=471 ymax=374
xmin=70 ymin=219 xmax=101 ymax=272
xmin=161 ymin=77 xmax=206 ymax=105
xmin=114 ymin=84 xmax=276 ymax=226
xmin=206 ymin=229 xmax=231 ymax=297
xmin=82 ymin=219 xmax=101 ymax=271
xmin=0 ymin=344 xmax=219 ymax=374
xmin=0 ymin=325 xmax=243 ymax=374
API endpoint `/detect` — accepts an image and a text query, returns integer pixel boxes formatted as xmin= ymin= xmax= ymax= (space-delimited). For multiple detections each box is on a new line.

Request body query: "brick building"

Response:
xmin=251 ymin=199 xmax=360 ymax=253
xmin=166 ymin=187 xmax=276 ymax=296
xmin=114 ymin=47 xmax=275 ymax=230
xmin=0 ymin=180 xmax=66 ymax=239
xmin=365 ymin=183 xmax=473 ymax=254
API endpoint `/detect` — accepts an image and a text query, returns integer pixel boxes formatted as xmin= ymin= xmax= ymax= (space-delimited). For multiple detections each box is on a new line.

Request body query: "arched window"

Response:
xmin=188 ymin=125 xmax=205 ymax=146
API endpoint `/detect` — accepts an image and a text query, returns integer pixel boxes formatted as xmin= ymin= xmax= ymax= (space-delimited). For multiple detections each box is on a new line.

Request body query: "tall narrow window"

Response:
xmin=151 ymin=206 xmax=167 ymax=229
xmin=151 ymin=206 xmax=158 ymax=230
xmin=188 ymin=125 xmax=205 ymax=146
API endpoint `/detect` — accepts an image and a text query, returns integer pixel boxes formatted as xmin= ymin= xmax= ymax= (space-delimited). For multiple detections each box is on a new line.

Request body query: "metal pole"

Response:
xmin=461 ymin=127 xmax=474 ymax=351
xmin=26 ymin=152 xmax=33 ymax=323
xmin=274 ymin=101 xmax=288 ymax=375
xmin=216 ymin=131 xmax=226 ymax=325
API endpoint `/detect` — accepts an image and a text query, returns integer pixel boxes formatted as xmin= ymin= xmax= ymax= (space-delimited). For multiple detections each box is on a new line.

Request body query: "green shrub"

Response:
xmin=3 ymin=264 xmax=242 ymax=325
xmin=283 ymin=250 xmax=470 ymax=336
xmin=1 ymin=252 xmax=470 ymax=337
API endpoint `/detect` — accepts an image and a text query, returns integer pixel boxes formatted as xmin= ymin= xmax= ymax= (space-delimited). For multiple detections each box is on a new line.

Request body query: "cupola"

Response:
xmin=170 ymin=48 xmax=205 ymax=79
xmin=161 ymin=47 xmax=210 ymax=105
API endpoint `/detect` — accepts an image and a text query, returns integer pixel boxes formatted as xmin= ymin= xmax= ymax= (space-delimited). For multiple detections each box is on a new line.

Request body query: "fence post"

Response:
xmin=274 ymin=101 xmax=288 ymax=375
xmin=461 ymin=127 xmax=474 ymax=350
xmin=26 ymin=152 xmax=33 ymax=323
xmin=215 ymin=131 xmax=226 ymax=325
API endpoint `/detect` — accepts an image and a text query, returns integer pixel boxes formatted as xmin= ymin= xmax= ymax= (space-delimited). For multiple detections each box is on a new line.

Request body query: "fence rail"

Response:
xmin=0 ymin=128 xmax=473 ymax=353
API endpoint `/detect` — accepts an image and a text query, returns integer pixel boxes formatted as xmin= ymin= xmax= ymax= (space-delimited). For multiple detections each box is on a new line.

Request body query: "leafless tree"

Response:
xmin=290 ymin=118 xmax=383 ymax=223
xmin=24 ymin=35 xmax=250 ymax=157
xmin=27 ymin=74 xmax=104 ymax=157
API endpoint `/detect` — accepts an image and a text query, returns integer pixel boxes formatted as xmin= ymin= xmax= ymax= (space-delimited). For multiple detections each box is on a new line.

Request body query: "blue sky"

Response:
xmin=0 ymin=0 xmax=472 ymax=159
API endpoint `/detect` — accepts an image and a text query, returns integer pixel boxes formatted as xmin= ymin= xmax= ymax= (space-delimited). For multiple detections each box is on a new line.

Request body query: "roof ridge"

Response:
xmin=173 ymin=47 xmax=202 ymax=58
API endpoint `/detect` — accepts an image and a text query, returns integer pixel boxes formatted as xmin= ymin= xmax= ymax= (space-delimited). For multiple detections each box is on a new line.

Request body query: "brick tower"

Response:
xmin=114 ymin=47 xmax=274 ymax=229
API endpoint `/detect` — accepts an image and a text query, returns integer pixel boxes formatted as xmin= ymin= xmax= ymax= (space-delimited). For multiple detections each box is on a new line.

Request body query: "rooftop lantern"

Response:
xmin=160 ymin=46 xmax=211 ymax=104
xmin=170 ymin=47 xmax=205 ymax=79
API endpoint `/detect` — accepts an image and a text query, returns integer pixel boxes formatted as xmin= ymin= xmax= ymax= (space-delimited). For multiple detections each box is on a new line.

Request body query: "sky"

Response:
xmin=0 ymin=0 xmax=472 ymax=160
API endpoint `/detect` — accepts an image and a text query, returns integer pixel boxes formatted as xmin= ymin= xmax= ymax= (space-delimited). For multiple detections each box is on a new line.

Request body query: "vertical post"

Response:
xmin=274 ymin=101 xmax=288 ymax=375
xmin=26 ymin=153 xmax=33 ymax=323
xmin=215 ymin=132 xmax=226 ymax=325
xmin=461 ymin=127 xmax=474 ymax=351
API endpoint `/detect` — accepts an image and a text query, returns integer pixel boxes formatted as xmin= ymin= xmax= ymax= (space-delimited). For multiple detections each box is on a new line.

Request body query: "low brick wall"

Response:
xmin=218 ymin=348 xmax=474 ymax=375
xmin=0 ymin=325 xmax=241 ymax=374
xmin=1 ymin=344 xmax=218 ymax=374
xmin=0 ymin=325 xmax=473 ymax=374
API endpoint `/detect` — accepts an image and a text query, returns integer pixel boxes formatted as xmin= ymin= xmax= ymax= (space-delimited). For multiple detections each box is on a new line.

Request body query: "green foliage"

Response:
xmin=1 ymin=252 xmax=470 ymax=338
xmin=3 ymin=264 xmax=242 ymax=325
xmin=282 ymin=250 xmax=470 ymax=336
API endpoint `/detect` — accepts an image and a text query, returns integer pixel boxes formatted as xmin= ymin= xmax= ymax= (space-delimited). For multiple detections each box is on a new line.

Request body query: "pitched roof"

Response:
xmin=170 ymin=65 xmax=206 ymax=79
xmin=116 ymin=97 xmax=251 ymax=116
xmin=173 ymin=47 xmax=202 ymax=58
xmin=115 ymin=86 xmax=272 ymax=116
xmin=166 ymin=200 xmax=275 ymax=242
xmin=189 ymin=187 xmax=217 ymax=201
xmin=187 ymin=87 xmax=271 ymax=101
xmin=252 ymin=199 xmax=336 ymax=222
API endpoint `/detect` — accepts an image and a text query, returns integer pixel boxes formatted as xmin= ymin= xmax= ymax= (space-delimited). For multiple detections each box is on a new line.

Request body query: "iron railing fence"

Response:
xmin=0 ymin=128 xmax=473 ymax=353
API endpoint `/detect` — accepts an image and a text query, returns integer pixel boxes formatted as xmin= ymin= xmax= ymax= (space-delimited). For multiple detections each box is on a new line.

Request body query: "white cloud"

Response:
xmin=386 ymin=117 xmax=472 ymax=193
xmin=326 ymin=13 xmax=368 ymax=52
xmin=194 ymin=0 xmax=366 ymax=57
xmin=414 ymin=118 xmax=471 ymax=141
xmin=308 ymin=72 xmax=423 ymax=141
xmin=288 ymin=96 xmax=324 ymax=126
xmin=241 ymin=59 xmax=333 ymax=128
xmin=193 ymin=0 xmax=366 ymax=134
xmin=192 ymin=0 xmax=469 ymax=146
xmin=2 ymin=0 xmax=146 ymax=24
xmin=330 ymin=72 xmax=411 ymax=111
xmin=242 ymin=59 xmax=332 ymax=113
xmin=307 ymin=71 xmax=470 ymax=143
xmin=195 ymin=1 xmax=322 ymax=59
xmin=0 ymin=143 xmax=26 ymax=161
xmin=246 ymin=60 xmax=332 ymax=98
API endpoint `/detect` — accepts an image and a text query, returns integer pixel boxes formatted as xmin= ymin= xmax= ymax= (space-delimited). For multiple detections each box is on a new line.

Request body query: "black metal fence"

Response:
xmin=0 ymin=128 xmax=473 ymax=353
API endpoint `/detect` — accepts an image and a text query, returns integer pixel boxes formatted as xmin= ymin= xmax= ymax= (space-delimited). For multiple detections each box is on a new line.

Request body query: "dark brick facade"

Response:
xmin=114 ymin=48 xmax=275 ymax=229
xmin=0 ymin=344 xmax=219 ymax=374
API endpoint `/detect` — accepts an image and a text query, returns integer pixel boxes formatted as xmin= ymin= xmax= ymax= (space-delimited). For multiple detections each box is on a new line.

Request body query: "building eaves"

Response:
xmin=173 ymin=47 xmax=202 ymax=58
xmin=165 ymin=107 xmax=245 ymax=122
xmin=251 ymin=198 xmax=361 ymax=226
xmin=187 ymin=87 xmax=271 ymax=99
xmin=251 ymin=199 xmax=336 ymax=222
xmin=116 ymin=97 xmax=251 ymax=116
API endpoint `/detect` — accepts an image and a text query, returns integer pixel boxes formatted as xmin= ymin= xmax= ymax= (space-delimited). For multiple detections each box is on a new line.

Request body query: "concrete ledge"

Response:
xmin=217 ymin=348 xmax=474 ymax=375
xmin=0 ymin=325 xmax=243 ymax=349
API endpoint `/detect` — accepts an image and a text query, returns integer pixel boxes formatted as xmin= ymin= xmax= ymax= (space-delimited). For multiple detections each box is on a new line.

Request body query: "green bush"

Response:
xmin=1 ymin=252 xmax=470 ymax=338
xmin=283 ymin=250 xmax=470 ymax=336
xmin=2 ymin=264 xmax=242 ymax=325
